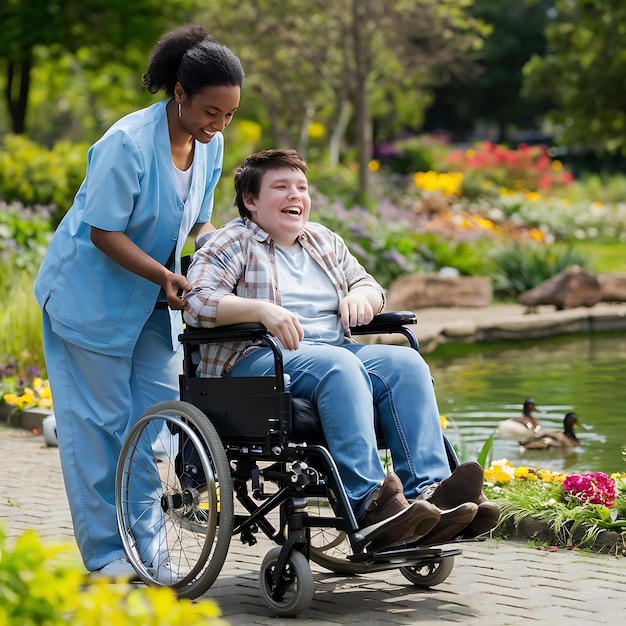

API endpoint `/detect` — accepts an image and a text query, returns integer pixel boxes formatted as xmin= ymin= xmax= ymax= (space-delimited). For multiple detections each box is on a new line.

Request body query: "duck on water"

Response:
xmin=497 ymin=399 xmax=543 ymax=441
xmin=520 ymin=412 xmax=581 ymax=450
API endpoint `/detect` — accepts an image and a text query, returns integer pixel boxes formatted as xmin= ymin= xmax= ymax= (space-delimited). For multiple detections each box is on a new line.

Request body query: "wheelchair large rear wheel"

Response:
xmin=308 ymin=498 xmax=370 ymax=575
xmin=309 ymin=528 xmax=370 ymax=575
xmin=116 ymin=400 xmax=234 ymax=599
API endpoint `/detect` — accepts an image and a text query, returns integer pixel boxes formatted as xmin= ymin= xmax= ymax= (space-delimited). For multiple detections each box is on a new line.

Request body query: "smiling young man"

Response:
xmin=183 ymin=149 xmax=499 ymax=552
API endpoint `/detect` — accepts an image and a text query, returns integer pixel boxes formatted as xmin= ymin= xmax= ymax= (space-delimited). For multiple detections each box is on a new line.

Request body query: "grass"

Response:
xmin=572 ymin=240 xmax=626 ymax=272
xmin=0 ymin=270 xmax=44 ymax=374
xmin=483 ymin=477 xmax=626 ymax=553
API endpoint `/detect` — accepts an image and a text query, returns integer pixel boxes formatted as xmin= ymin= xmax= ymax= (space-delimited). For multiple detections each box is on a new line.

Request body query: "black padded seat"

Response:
xmin=290 ymin=397 xmax=326 ymax=442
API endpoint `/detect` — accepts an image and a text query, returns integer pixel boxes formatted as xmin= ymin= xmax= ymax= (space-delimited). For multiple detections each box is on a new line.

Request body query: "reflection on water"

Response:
xmin=427 ymin=332 xmax=626 ymax=475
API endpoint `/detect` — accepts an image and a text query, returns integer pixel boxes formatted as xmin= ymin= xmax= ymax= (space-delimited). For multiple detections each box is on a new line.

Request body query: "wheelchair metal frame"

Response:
xmin=115 ymin=311 xmax=463 ymax=616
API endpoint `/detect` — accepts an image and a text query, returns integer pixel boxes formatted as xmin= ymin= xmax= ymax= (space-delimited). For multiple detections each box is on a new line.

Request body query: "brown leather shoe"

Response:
xmin=362 ymin=472 xmax=409 ymax=524
xmin=357 ymin=473 xmax=441 ymax=552
xmin=417 ymin=502 xmax=478 ymax=546
xmin=417 ymin=462 xmax=484 ymax=509
xmin=463 ymin=494 xmax=500 ymax=537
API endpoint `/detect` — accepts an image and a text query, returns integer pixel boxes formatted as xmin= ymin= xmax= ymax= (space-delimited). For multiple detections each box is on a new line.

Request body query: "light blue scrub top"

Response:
xmin=34 ymin=100 xmax=223 ymax=357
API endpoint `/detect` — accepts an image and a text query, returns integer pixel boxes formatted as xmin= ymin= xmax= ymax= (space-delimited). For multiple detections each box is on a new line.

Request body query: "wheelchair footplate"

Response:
xmin=347 ymin=545 xmax=462 ymax=571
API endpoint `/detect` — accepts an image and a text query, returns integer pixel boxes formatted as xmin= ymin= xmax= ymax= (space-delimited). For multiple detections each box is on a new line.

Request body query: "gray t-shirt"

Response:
xmin=275 ymin=243 xmax=345 ymax=345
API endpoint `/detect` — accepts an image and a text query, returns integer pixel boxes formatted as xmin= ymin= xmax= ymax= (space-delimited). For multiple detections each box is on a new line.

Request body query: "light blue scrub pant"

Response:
xmin=41 ymin=309 xmax=180 ymax=572
xmin=228 ymin=342 xmax=451 ymax=521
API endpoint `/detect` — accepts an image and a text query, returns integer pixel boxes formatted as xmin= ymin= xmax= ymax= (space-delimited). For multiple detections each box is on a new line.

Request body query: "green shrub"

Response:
xmin=413 ymin=233 xmax=493 ymax=277
xmin=0 ymin=524 xmax=227 ymax=625
xmin=558 ymin=172 xmax=626 ymax=205
xmin=310 ymin=199 xmax=425 ymax=288
xmin=0 ymin=268 xmax=45 ymax=374
xmin=0 ymin=202 xmax=52 ymax=272
xmin=376 ymin=135 xmax=451 ymax=176
xmin=488 ymin=242 xmax=589 ymax=298
xmin=0 ymin=135 xmax=88 ymax=224
xmin=0 ymin=204 xmax=48 ymax=374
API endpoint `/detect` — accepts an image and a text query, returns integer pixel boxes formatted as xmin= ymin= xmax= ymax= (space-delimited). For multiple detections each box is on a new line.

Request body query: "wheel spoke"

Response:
xmin=115 ymin=401 xmax=234 ymax=598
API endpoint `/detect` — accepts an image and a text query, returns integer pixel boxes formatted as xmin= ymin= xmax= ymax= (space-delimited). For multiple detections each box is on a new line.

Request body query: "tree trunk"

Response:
xmin=497 ymin=119 xmax=508 ymax=144
xmin=354 ymin=86 xmax=372 ymax=201
xmin=328 ymin=98 xmax=351 ymax=169
xmin=267 ymin=105 xmax=293 ymax=148
xmin=6 ymin=56 xmax=32 ymax=135
xmin=296 ymin=105 xmax=314 ymax=158
xmin=351 ymin=0 xmax=372 ymax=201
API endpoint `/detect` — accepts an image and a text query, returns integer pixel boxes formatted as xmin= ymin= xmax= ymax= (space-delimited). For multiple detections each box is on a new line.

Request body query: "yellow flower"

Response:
xmin=413 ymin=171 xmax=463 ymax=195
xmin=524 ymin=191 xmax=541 ymax=202
xmin=38 ymin=384 xmax=52 ymax=401
xmin=439 ymin=415 xmax=448 ymax=430
xmin=38 ymin=397 xmax=53 ymax=409
xmin=537 ymin=468 xmax=554 ymax=481
xmin=485 ymin=458 xmax=515 ymax=484
xmin=474 ymin=216 xmax=495 ymax=231
xmin=485 ymin=467 xmax=513 ymax=483
xmin=234 ymin=119 xmax=262 ymax=144
xmin=514 ymin=467 xmax=530 ymax=479
xmin=3 ymin=393 xmax=18 ymax=406
xmin=2 ymin=378 xmax=54 ymax=411
xmin=308 ymin=122 xmax=326 ymax=140
xmin=368 ymin=159 xmax=380 ymax=172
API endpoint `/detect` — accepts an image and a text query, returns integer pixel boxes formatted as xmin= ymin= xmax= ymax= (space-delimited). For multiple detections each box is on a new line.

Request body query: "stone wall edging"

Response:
xmin=376 ymin=304 xmax=626 ymax=354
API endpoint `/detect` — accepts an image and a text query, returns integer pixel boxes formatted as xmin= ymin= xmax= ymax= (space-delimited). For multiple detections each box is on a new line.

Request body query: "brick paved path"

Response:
xmin=1 ymin=425 xmax=624 ymax=625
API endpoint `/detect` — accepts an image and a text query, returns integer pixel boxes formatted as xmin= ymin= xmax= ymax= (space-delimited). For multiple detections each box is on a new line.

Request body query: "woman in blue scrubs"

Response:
xmin=34 ymin=23 xmax=244 ymax=580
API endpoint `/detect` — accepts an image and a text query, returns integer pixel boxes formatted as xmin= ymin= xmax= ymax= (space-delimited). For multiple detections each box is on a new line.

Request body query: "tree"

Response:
xmin=200 ymin=0 xmax=486 ymax=198
xmin=422 ymin=0 xmax=552 ymax=143
xmin=523 ymin=0 xmax=626 ymax=153
xmin=0 ymin=0 xmax=200 ymax=134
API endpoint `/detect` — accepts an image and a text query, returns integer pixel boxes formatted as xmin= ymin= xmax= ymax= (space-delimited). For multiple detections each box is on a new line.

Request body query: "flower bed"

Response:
xmin=0 ymin=362 xmax=53 ymax=432
xmin=484 ymin=459 xmax=626 ymax=554
xmin=0 ymin=524 xmax=226 ymax=625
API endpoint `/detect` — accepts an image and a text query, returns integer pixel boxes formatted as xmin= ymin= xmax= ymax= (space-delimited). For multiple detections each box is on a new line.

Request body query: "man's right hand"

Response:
xmin=259 ymin=303 xmax=304 ymax=350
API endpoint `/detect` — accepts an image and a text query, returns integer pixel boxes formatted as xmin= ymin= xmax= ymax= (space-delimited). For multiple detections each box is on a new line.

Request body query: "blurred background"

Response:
xmin=2 ymin=0 xmax=626 ymax=378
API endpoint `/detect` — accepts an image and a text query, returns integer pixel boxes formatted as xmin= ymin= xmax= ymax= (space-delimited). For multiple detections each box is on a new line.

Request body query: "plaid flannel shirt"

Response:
xmin=183 ymin=217 xmax=385 ymax=377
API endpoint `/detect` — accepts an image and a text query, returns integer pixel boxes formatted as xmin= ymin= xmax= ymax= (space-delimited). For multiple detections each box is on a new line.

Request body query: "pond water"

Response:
xmin=426 ymin=331 xmax=626 ymax=476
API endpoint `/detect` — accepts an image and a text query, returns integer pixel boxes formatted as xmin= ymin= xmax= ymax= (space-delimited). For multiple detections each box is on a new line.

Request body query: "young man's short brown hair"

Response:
xmin=233 ymin=149 xmax=308 ymax=218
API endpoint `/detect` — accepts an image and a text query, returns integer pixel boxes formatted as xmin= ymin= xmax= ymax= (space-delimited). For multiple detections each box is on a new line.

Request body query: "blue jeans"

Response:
xmin=228 ymin=342 xmax=451 ymax=520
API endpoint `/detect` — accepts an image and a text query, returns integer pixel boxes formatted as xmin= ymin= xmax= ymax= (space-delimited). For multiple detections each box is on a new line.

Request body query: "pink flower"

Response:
xmin=563 ymin=472 xmax=616 ymax=508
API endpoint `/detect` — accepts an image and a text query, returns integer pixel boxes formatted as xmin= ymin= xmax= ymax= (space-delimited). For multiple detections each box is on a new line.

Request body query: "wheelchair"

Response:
xmin=115 ymin=310 xmax=464 ymax=616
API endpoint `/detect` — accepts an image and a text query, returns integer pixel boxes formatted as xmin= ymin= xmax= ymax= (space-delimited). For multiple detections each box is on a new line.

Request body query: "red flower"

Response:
xmin=563 ymin=472 xmax=616 ymax=508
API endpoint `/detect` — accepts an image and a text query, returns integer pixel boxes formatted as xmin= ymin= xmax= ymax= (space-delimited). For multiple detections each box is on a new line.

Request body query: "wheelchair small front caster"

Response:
xmin=259 ymin=546 xmax=314 ymax=617
xmin=400 ymin=555 xmax=455 ymax=587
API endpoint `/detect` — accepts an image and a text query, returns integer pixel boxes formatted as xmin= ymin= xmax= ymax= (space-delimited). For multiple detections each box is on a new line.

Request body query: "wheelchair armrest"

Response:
xmin=179 ymin=322 xmax=287 ymax=388
xmin=350 ymin=311 xmax=417 ymax=335
xmin=180 ymin=311 xmax=416 ymax=344
xmin=179 ymin=322 xmax=269 ymax=344
xmin=350 ymin=310 xmax=419 ymax=351
xmin=178 ymin=311 xmax=419 ymax=382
